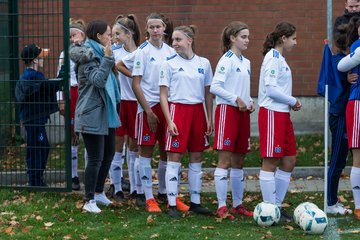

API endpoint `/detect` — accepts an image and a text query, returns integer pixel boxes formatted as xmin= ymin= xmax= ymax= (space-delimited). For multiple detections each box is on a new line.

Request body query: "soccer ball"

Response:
xmin=299 ymin=208 xmax=328 ymax=234
xmin=253 ymin=202 xmax=281 ymax=227
xmin=293 ymin=202 xmax=319 ymax=225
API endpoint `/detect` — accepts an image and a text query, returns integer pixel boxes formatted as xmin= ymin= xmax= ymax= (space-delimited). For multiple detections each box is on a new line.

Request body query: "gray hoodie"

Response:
xmin=69 ymin=43 xmax=115 ymax=135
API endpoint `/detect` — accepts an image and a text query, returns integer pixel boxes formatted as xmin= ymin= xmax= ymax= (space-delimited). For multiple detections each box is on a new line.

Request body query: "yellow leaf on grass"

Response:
xmin=147 ymin=215 xmax=155 ymax=226
xmin=35 ymin=216 xmax=43 ymax=221
xmin=63 ymin=234 xmax=72 ymax=239
xmin=44 ymin=222 xmax=54 ymax=227
xmin=2 ymin=226 xmax=15 ymax=235
xmin=338 ymin=195 xmax=347 ymax=203
xmin=202 ymin=226 xmax=215 ymax=230
xmin=281 ymin=203 xmax=291 ymax=208
xmin=150 ymin=233 xmax=159 ymax=238
xmin=75 ymin=201 xmax=83 ymax=210
xmin=284 ymin=225 xmax=294 ymax=231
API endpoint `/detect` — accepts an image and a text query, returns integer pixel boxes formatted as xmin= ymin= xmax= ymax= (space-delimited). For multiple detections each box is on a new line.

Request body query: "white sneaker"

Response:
xmin=94 ymin=192 xmax=113 ymax=206
xmin=327 ymin=202 xmax=353 ymax=215
xmin=83 ymin=200 xmax=101 ymax=213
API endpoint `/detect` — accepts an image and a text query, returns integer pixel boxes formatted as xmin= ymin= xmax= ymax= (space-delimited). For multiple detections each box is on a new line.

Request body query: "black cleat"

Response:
xmin=189 ymin=202 xmax=213 ymax=216
xmin=113 ymin=191 xmax=125 ymax=202
xmin=72 ymin=177 xmax=80 ymax=191
xmin=135 ymin=193 xmax=146 ymax=207
xmin=121 ymin=178 xmax=131 ymax=192
xmin=157 ymin=193 xmax=168 ymax=204
xmin=106 ymin=184 xmax=115 ymax=197
xmin=168 ymin=206 xmax=180 ymax=218
xmin=280 ymin=208 xmax=293 ymax=223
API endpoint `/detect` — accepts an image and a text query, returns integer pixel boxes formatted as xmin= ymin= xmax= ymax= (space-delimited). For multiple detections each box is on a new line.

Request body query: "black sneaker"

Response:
xmin=106 ymin=184 xmax=115 ymax=197
xmin=129 ymin=191 xmax=137 ymax=199
xmin=189 ymin=202 xmax=213 ymax=216
xmin=157 ymin=193 xmax=168 ymax=204
xmin=280 ymin=208 xmax=293 ymax=223
xmin=168 ymin=206 xmax=180 ymax=218
xmin=135 ymin=193 xmax=146 ymax=207
xmin=113 ymin=191 xmax=124 ymax=202
xmin=121 ymin=178 xmax=131 ymax=192
xmin=72 ymin=177 xmax=80 ymax=191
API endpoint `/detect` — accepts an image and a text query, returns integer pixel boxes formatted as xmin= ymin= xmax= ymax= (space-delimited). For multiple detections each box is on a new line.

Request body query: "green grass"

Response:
xmin=0 ymin=189 xmax=358 ymax=239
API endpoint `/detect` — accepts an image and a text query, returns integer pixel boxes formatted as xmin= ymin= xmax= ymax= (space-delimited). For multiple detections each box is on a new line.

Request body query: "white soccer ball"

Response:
xmin=253 ymin=202 xmax=281 ymax=227
xmin=299 ymin=208 xmax=328 ymax=234
xmin=293 ymin=202 xmax=319 ymax=225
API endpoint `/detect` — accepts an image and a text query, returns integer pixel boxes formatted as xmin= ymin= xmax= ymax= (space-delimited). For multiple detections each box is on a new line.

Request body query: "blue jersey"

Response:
xmin=349 ymin=39 xmax=360 ymax=100
xmin=329 ymin=52 xmax=351 ymax=115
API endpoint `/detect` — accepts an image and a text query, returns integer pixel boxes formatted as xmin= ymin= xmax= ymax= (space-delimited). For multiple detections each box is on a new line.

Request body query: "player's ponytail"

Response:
xmin=115 ymin=14 xmax=142 ymax=47
xmin=262 ymin=22 xmax=296 ymax=56
xmin=221 ymin=21 xmax=248 ymax=54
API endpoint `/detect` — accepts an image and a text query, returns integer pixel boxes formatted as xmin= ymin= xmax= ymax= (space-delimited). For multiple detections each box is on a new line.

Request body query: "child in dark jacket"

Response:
xmin=15 ymin=44 xmax=60 ymax=186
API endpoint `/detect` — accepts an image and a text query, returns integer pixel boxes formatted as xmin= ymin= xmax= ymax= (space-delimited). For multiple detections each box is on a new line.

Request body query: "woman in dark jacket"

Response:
xmin=70 ymin=20 xmax=121 ymax=213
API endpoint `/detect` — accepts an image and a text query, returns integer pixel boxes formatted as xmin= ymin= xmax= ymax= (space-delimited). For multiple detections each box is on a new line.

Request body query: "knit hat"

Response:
xmin=21 ymin=44 xmax=49 ymax=64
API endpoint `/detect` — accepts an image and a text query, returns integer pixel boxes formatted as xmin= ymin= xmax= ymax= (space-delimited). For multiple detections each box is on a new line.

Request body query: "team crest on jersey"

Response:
xmin=172 ymin=140 xmax=180 ymax=148
xmin=198 ymin=68 xmax=204 ymax=74
xmin=160 ymin=70 xmax=165 ymax=79
xmin=178 ymin=67 xmax=184 ymax=72
xmin=270 ymin=69 xmax=276 ymax=78
xmin=217 ymin=66 xmax=226 ymax=75
xmin=143 ymin=135 xmax=151 ymax=142
xmin=236 ymin=68 xmax=241 ymax=72
xmin=274 ymin=145 xmax=282 ymax=153
xmin=224 ymin=138 xmax=231 ymax=146
xmin=135 ymin=61 xmax=141 ymax=69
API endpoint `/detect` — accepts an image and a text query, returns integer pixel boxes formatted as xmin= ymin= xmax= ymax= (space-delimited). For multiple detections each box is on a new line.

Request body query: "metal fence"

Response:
xmin=0 ymin=0 xmax=71 ymax=191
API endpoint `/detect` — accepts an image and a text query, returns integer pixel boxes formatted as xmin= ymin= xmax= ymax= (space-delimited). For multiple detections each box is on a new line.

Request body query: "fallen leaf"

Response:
xmin=35 ymin=216 xmax=43 ymax=221
xmin=146 ymin=215 xmax=155 ymax=226
xmin=338 ymin=195 xmax=347 ymax=203
xmin=283 ymin=225 xmax=294 ymax=231
xmin=44 ymin=222 xmax=54 ymax=227
xmin=1 ymin=226 xmax=14 ymax=235
xmin=202 ymin=226 xmax=215 ymax=230
xmin=306 ymin=176 xmax=313 ymax=180
xmin=150 ymin=233 xmax=159 ymax=238
xmin=76 ymin=201 xmax=83 ymax=210
xmin=52 ymin=203 xmax=59 ymax=209
xmin=22 ymin=226 xmax=30 ymax=234
xmin=281 ymin=203 xmax=291 ymax=208
xmin=63 ymin=234 xmax=72 ymax=239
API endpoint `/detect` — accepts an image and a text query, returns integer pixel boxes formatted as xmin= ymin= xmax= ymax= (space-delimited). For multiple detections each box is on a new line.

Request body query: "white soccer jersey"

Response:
xmin=132 ymin=40 xmax=175 ymax=112
xmin=58 ymin=51 xmax=77 ymax=87
xmin=159 ymin=54 xmax=213 ymax=104
xmin=113 ymin=45 xmax=136 ymax=101
xmin=212 ymin=50 xmax=251 ymax=107
xmin=258 ymin=48 xmax=293 ymax=112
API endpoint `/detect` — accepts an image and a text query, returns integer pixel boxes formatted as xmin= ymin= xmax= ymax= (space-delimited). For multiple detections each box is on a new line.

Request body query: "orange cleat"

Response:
xmin=146 ymin=198 xmax=162 ymax=213
xmin=175 ymin=198 xmax=190 ymax=212
xmin=355 ymin=209 xmax=360 ymax=220
xmin=217 ymin=206 xmax=235 ymax=220
xmin=231 ymin=204 xmax=254 ymax=217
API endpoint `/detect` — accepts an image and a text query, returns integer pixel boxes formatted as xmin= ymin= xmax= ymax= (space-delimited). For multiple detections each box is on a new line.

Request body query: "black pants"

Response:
xmin=82 ymin=128 xmax=115 ymax=201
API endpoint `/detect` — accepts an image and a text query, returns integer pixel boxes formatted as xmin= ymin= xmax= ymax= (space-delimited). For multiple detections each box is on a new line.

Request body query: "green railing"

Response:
xmin=0 ymin=0 xmax=71 ymax=191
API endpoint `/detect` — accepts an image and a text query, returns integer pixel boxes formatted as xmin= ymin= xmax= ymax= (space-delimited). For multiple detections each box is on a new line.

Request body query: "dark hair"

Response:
xmin=145 ymin=12 xmax=173 ymax=45
xmin=262 ymin=22 xmax=296 ymax=56
xmin=221 ymin=21 xmax=249 ymax=54
xmin=334 ymin=24 xmax=348 ymax=52
xmin=115 ymin=14 xmax=141 ymax=46
xmin=86 ymin=20 xmax=109 ymax=43
xmin=174 ymin=25 xmax=197 ymax=52
xmin=347 ymin=16 xmax=360 ymax=47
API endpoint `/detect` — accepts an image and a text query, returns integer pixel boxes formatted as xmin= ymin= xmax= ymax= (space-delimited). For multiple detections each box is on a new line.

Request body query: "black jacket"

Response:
xmin=333 ymin=10 xmax=360 ymax=40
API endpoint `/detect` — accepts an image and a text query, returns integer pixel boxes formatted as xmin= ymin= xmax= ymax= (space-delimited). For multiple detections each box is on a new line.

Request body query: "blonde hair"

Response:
xmin=174 ymin=25 xmax=197 ymax=52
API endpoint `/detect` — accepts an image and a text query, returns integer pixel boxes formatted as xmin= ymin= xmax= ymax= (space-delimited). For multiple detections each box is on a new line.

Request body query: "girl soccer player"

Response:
xmin=159 ymin=25 xmax=213 ymax=217
xmin=108 ymin=14 xmax=141 ymax=202
xmin=257 ymin=22 xmax=301 ymax=222
xmin=57 ymin=18 xmax=86 ymax=190
xmin=132 ymin=12 xmax=175 ymax=212
xmin=210 ymin=21 xmax=254 ymax=220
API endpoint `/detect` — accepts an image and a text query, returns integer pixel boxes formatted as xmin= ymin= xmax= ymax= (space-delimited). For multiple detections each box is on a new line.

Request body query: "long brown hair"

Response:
xmin=262 ymin=22 xmax=296 ymax=56
xmin=221 ymin=21 xmax=248 ymax=54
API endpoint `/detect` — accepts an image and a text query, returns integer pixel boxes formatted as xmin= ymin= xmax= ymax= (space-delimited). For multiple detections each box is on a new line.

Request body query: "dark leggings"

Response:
xmin=328 ymin=114 xmax=348 ymax=206
xmin=82 ymin=128 xmax=115 ymax=201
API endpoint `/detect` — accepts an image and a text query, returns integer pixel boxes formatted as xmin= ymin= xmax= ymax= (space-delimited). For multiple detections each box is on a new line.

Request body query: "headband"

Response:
xmin=115 ymin=23 xmax=134 ymax=34
xmin=70 ymin=22 xmax=85 ymax=33
xmin=146 ymin=18 xmax=166 ymax=26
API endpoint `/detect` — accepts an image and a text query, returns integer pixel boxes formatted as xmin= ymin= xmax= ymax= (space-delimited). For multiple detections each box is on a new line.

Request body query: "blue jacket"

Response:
xmin=15 ymin=68 xmax=59 ymax=123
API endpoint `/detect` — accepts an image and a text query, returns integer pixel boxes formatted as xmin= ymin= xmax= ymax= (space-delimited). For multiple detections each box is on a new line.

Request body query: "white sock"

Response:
xmin=230 ymin=168 xmax=244 ymax=208
xmin=259 ymin=170 xmax=276 ymax=204
xmin=110 ymin=152 xmax=123 ymax=193
xmin=127 ymin=150 xmax=137 ymax=194
xmin=215 ymin=168 xmax=228 ymax=208
xmin=84 ymin=148 xmax=88 ymax=168
xmin=158 ymin=160 xmax=167 ymax=194
xmin=122 ymin=144 xmax=127 ymax=158
xmin=134 ymin=157 xmax=143 ymax=194
xmin=71 ymin=146 xmax=78 ymax=178
xmin=351 ymin=166 xmax=360 ymax=209
xmin=275 ymin=169 xmax=292 ymax=207
xmin=166 ymin=161 xmax=180 ymax=206
xmin=139 ymin=156 xmax=154 ymax=200
xmin=189 ymin=163 xmax=202 ymax=204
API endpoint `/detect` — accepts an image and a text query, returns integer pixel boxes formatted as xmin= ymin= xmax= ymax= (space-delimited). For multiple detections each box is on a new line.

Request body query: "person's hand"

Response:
xmin=205 ymin=121 xmax=213 ymax=136
xmin=167 ymin=120 xmax=179 ymax=136
xmin=104 ymin=43 xmax=112 ymax=57
xmin=146 ymin=110 xmax=160 ymax=133
xmin=292 ymin=99 xmax=302 ymax=111
xmin=236 ymin=97 xmax=247 ymax=112
xmin=348 ymin=71 xmax=358 ymax=84
xmin=248 ymin=101 xmax=255 ymax=113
